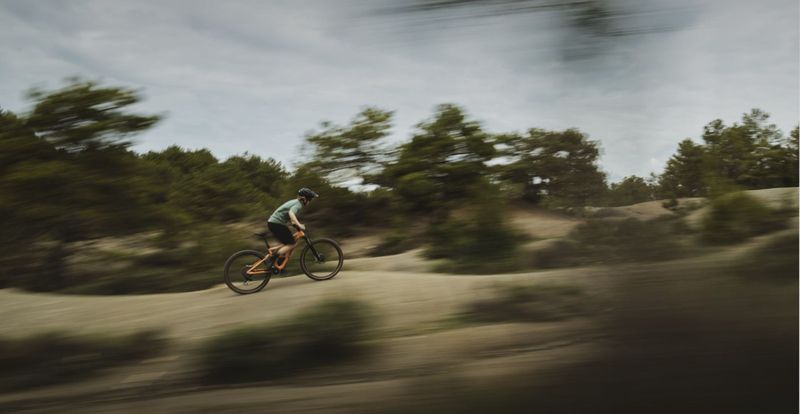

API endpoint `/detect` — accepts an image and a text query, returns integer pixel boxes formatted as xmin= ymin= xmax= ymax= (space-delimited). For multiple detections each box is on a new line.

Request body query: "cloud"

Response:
xmin=0 ymin=0 xmax=797 ymax=181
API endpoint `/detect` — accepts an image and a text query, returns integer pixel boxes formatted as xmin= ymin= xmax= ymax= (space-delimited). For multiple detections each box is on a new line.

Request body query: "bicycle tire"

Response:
xmin=224 ymin=250 xmax=271 ymax=294
xmin=299 ymin=238 xmax=344 ymax=281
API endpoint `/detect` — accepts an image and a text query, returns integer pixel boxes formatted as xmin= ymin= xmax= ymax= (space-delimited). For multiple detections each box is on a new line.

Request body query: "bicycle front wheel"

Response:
xmin=300 ymin=239 xmax=343 ymax=281
xmin=224 ymin=250 xmax=271 ymax=294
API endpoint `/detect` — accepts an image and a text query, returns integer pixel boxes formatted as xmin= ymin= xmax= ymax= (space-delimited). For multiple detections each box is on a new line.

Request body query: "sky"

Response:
xmin=1 ymin=0 xmax=798 ymax=181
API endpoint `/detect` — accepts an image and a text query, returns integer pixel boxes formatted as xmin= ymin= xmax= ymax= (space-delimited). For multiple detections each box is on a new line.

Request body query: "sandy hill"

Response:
xmin=0 ymin=188 xmax=796 ymax=413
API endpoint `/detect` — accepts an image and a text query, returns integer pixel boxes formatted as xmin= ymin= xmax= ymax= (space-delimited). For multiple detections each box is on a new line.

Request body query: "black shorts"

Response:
xmin=268 ymin=222 xmax=295 ymax=245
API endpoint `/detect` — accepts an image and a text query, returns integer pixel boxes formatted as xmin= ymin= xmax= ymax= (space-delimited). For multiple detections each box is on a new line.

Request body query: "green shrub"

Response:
xmin=462 ymin=284 xmax=585 ymax=323
xmin=198 ymin=298 xmax=375 ymax=383
xmin=0 ymin=329 xmax=166 ymax=391
xmin=533 ymin=218 xmax=682 ymax=268
xmin=660 ymin=198 xmax=707 ymax=217
xmin=662 ymin=198 xmax=679 ymax=210
xmin=424 ymin=205 xmax=527 ymax=274
xmin=700 ymin=192 xmax=784 ymax=244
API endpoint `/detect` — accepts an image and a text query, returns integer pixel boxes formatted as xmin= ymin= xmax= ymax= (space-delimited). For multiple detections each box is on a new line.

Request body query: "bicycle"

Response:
xmin=223 ymin=225 xmax=344 ymax=294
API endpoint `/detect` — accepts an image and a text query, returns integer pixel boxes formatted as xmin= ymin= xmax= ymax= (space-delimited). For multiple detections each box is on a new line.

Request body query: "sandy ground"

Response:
xmin=1 ymin=229 xmax=792 ymax=414
xmin=1 ymin=191 xmax=796 ymax=413
xmin=0 ymin=266 xmax=607 ymax=342
xmin=507 ymin=207 xmax=583 ymax=239
xmin=0 ymin=264 xmax=609 ymax=414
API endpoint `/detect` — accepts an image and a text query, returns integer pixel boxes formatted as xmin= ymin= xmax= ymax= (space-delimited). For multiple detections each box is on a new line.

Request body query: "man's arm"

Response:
xmin=288 ymin=211 xmax=305 ymax=230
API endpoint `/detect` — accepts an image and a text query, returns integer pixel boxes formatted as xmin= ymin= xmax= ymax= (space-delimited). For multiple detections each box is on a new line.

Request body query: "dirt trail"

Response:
xmin=0 ymin=261 xmax=613 ymax=413
xmin=0 ymin=266 xmax=606 ymax=342
xmin=2 ymin=235 xmax=791 ymax=414
xmin=1 ymin=193 xmax=795 ymax=413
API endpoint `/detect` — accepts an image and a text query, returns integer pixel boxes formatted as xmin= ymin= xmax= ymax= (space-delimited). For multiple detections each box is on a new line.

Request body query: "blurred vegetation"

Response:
xmin=534 ymin=218 xmax=684 ymax=268
xmin=377 ymin=104 xmax=496 ymax=216
xmin=59 ymin=225 xmax=245 ymax=294
xmin=700 ymin=192 xmax=786 ymax=244
xmin=1 ymin=79 xmax=797 ymax=293
xmin=495 ymin=128 xmax=607 ymax=207
xmin=425 ymin=197 xmax=528 ymax=274
xmin=658 ymin=111 xmax=799 ymax=198
xmin=0 ymin=329 xmax=166 ymax=391
xmin=369 ymin=233 xmax=417 ymax=257
xmin=734 ymin=230 xmax=799 ymax=282
xmin=366 ymin=260 xmax=797 ymax=414
xmin=603 ymin=175 xmax=657 ymax=206
xmin=462 ymin=283 xmax=585 ymax=323
xmin=302 ymin=107 xmax=393 ymax=187
xmin=197 ymin=298 xmax=374 ymax=383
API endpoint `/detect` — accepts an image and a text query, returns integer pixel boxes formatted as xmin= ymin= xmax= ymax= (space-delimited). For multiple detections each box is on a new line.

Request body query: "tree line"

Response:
xmin=304 ymin=104 xmax=798 ymax=209
xmin=0 ymin=79 xmax=797 ymax=289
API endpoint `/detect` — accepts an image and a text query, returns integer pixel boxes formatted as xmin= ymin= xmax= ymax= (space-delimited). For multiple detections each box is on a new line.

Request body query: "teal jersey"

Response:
xmin=268 ymin=199 xmax=303 ymax=226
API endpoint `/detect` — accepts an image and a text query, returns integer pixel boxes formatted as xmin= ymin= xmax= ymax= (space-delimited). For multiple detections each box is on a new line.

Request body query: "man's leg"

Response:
xmin=276 ymin=243 xmax=296 ymax=257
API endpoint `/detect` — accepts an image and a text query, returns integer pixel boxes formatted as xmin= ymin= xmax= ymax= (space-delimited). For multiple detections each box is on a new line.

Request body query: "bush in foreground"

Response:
xmin=700 ymin=192 xmax=785 ymax=244
xmin=0 ymin=329 xmax=166 ymax=391
xmin=462 ymin=284 xmax=585 ymax=323
xmin=734 ymin=230 xmax=799 ymax=282
xmin=198 ymin=298 xmax=375 ymax=383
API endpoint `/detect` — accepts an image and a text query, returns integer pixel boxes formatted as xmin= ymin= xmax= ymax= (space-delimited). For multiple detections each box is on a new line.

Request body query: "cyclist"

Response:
xmin=267 ymin=187 xmax=318 ymax=264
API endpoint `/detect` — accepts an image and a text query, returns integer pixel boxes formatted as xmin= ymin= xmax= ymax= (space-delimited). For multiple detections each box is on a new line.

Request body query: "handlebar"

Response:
xmin=291 ymin=223 xmax=309 ymax=238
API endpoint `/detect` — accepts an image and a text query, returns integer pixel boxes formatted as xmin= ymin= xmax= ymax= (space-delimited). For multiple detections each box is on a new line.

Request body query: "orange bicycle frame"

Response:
xmin=245 ymin=230 xmax=305 ymax=274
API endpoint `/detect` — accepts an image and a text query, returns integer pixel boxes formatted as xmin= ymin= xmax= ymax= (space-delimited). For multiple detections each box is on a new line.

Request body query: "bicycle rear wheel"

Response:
xmin=300 ymin=239 xmax=343 ymax=281
xmin=224 ymin=250 xmax=271 ymax=294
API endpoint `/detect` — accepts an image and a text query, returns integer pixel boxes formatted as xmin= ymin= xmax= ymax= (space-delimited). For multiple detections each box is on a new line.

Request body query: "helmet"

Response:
xmin=298 ymin=187 xmax=318 ymax=200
